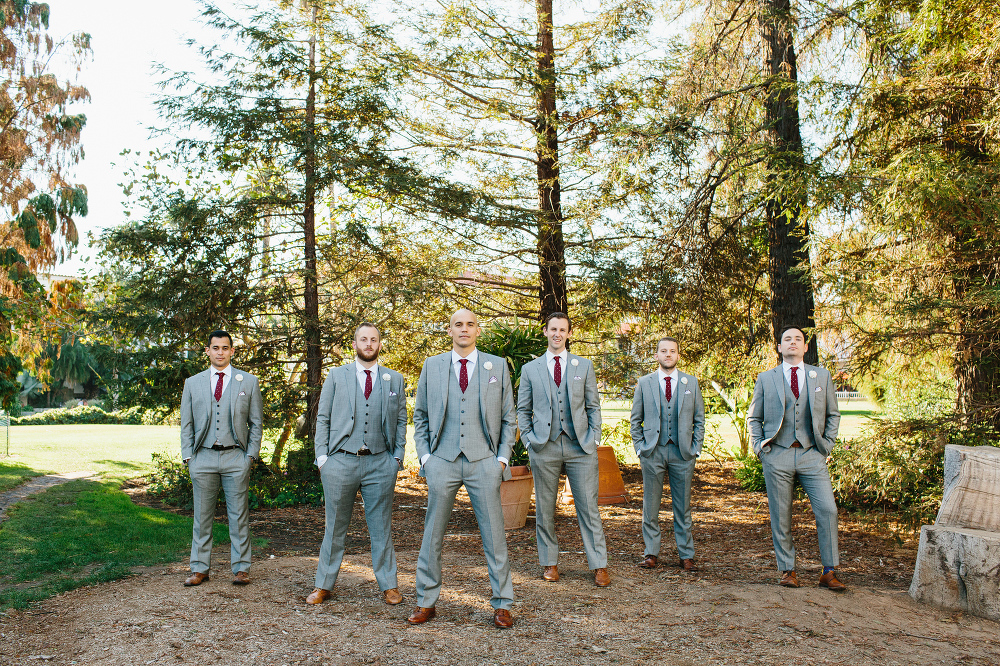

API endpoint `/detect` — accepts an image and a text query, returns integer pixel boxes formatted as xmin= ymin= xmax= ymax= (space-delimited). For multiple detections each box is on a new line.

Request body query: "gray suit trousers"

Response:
xmin=189 ymin=447 xmax=252 ymax=574
xmin=640 ymin=444 xmax=696 ymax=560
xmin=315 ymin=451 xmax=399 ymax=592
xmin=761 ymin=444 xmax=839 ymax=571
xmin=528 ymin=433 xmax=608 ymax=569
xmin=415 ymin=453 xmax=513 ymax=610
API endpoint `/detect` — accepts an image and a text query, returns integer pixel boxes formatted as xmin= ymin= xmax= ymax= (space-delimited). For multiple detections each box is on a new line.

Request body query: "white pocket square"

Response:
xmin=815 ymin=386 xmax=822 ymax=392
xmin=239 ymin=391 xmax=246 ymax=396
xmin=489 ymin=376 xmax=498 ymax=384
xmin=574 ymin=376 xmax=582 ymax=380
xmin=684 ymin=390 xmax=691 ymax=394
xmin=389 ymin=391 xmax=397 ymax=396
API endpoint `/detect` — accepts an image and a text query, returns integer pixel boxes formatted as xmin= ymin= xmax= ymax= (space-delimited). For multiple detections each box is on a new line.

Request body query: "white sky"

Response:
xmin=49 ymin=0 xmax=212 ymax=277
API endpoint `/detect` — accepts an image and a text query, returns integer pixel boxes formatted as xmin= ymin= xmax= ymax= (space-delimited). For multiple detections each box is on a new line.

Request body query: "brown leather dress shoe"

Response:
xmin=407 ymin=606 xmax=436 ymax=625
xmin=680 ymin=558 xmax=699 ymax=572
xmin=183 ymin=572 xmax=209 ymax=587
xmin=639 ymin=555 xmax=658 ymax=569
xmin=383 ymin=588 xmax=403 ymax=605
xmin=493 ymin=608 xmax=514 ymax=629
xmin=233 ymin=571 xmax=250 ymax=585
xmin=594 ymin=568 xmax=611 ymax=587
xmin=542 ymin=565 xmax=559 ymax=582
xmin=819 ymin=570 xmax=847 ymax=591
xmin=779 ymin=570 xmax=800 ymax=588
xmin=306 ymin=588 xmax=331 ymax=604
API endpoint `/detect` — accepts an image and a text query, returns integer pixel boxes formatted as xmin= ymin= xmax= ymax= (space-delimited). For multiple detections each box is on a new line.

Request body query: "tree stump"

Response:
xmin=909 ymin=444 xmax=1000 ymax=622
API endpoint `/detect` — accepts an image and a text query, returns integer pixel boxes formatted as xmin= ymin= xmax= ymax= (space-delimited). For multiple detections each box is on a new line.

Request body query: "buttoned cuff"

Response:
xmin=497 ymin=456 xmax=508 ymax=466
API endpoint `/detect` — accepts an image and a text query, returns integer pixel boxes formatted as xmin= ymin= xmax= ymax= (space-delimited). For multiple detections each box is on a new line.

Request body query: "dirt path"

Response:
xmin=2 ymin=463 xmax=997 ymax=665
xmin=0 ymin=471 xmax=97 ymax=523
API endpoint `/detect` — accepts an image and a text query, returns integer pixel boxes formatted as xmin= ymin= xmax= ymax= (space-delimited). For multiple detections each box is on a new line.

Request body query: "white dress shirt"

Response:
xmin=545 ymin=350 xmax=568 ymax=382
xmin=356 ymin=359 xmax=379 ymax=392
xmin=656 ymin=367 xmax=678 ymax=400
xmin=782 ymin=361 xmax=806 ymax=390
xmin=209 ymin=364 xmax=232 ymax=400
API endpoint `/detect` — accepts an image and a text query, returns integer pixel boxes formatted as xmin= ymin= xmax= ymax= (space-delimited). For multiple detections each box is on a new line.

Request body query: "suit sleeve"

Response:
xmin=246 ymin=377 xmax=264 ymax=459
xmin=180 ymin=379 xmax=195 ymax=461
xmin=629 ymin=381 xmax=644 ymax=454
xmin=584 ymin=360 xmax=602 ymax=447
xmin=393 ymin=376 xmax=408 ymax=461
xmin=497 ymin=361 xmax=516 ymax=463
xmin=516 ymin=363 xmax=534 ymax=447
xmin=747 ymin=375 xmax=766 ymax=456
xmin=822 ymin=371 xmax=841 ymax=454
xmin=413 ymin=360 xmax=431 ymax=462
xmin=314 ymin=370 xmax=336 ymax=462
xmin=691 ymin=378 xmax=705 ymax=456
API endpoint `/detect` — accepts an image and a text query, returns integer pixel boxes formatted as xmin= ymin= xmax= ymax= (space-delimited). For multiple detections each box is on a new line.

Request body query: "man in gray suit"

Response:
xmin=747 ymin=325 xmax=845 ymax=591
xmin=630 ymin=337 xmax=705 ymax=572
xmin=306 ymin=322 xmax=408 ymax=606
xmin=408 ymin=308 xmax=516 ymax=629
xmin=180 ymin=330 xmax=263 ymax=586
xmin=517 ymin=312 xmax=609 ymax=587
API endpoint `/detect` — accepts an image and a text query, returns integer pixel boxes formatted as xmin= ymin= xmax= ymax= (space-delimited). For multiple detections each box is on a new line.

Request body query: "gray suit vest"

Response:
xmin=436 ymin=366 xmax=492 ymax=462
xmin=549 ymin=369 xmax=578 ymax=443
xmin=342 ymin=377 xmax=387 ymax=454
xmin=657 ymin=378 xmax=679 ymax=448
xmin=773 ymin=376 xmax=815 ymax=449
xmin=212 ymin=378 xmax=239 ymax=448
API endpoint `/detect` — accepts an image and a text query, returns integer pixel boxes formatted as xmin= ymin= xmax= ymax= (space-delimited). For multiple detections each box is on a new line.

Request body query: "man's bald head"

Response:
xmin=448 ymin=308 xmax=481 ymax=354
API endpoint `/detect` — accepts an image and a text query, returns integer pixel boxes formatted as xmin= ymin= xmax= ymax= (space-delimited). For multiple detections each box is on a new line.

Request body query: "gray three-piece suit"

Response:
xmin=747 ymin=363 xmax=841 ymax=571
xmin=181 ymin=366 xmax=263 ymax=575
xmin=312 ymin=361 xmax=408 ymax=593
xmin=630 ymin=370 xmax=705 ymax=561
xmin=413 ymin=350 xmax=516 ymax=611
xmin=517 ymin=352 xmax=607 ymax=569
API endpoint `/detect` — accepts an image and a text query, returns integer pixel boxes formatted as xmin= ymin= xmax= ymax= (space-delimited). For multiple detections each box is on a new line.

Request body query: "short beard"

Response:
xmin=658 ymin=359 xmax=677 ymax=372
xmin=356 ymin=347 xmax=379 ymax=363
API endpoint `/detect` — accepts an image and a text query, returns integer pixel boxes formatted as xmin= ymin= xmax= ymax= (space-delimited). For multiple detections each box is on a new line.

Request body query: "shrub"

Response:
xmin=733 ymin=450 xmax=766 ymax=492
xmin=11 ymin=405 xmax=174 ymax=426
xmin=601 ymin=419 xmax=636 ymax=465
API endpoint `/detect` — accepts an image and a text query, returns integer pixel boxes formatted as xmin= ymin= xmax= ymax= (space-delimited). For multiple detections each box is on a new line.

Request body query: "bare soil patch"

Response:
xmin=3 ymin=461 xmax=997 ymax=665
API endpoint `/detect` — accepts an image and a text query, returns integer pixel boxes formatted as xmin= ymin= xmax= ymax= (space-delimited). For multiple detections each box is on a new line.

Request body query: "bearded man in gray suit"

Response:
xmin=407 ymin=308 xmax=516 ymax=629
xmin=517 ymin=312 xmax=609 ymax=587
xmin=306 ymin=322 xmax=408 ymax=606
xmin=747 ymin=325 xmax=845 ymax=591
xmin=630 ymin=337 xmax=705 ymax=572
xmin=180 ymin=330 xmax=263 ymax=587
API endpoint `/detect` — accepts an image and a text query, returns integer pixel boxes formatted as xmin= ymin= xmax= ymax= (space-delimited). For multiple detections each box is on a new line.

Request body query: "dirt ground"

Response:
xmin=2 ymin=461 xmax=998 ymax=665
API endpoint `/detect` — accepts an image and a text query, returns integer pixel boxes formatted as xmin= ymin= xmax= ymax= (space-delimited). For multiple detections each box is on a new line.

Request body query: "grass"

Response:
xmin=0 ymin=460 xmax=42 ymax=493
xmin=0 ymin=478 xmax=229 ymax=611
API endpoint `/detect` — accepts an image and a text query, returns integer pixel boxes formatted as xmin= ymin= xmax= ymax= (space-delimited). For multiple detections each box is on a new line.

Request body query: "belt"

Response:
xmin=211 ymin=444 xmax=240 ymax=451
xmin=790 ymin=442 xmax=803 ymax=448
xmin=339 ymin=448 xmax=374 ymax=456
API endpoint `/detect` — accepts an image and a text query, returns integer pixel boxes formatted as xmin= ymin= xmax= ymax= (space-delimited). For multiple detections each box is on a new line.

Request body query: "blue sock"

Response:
xmin=823 ymin=566 xmax=835 ymax=575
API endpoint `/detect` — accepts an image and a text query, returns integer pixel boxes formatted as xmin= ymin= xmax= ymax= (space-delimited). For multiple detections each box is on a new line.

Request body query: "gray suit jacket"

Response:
xmin=630 ymin=370 xmax=705 ymax=460
xmin=747 ymin=364 xmax=841 ymax=457
xmin=516 ymin=353 xmax=602 ymax=454
xmin=180 ymin=367 xmax=263 ymax=460
xmin=314 ymin=362 xmax=408 ymax=462
xmin=413 ymin=350 xmax=515 ymax=480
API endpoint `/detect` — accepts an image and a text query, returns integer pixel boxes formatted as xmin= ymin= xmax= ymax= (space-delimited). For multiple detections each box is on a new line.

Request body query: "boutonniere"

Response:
xmin=680 ymin=376 xmax=688 ymax=385
xmin=808 ymin=370 xmax=817 ymax=379
xmin=483 ymin=361 xmax=493 ymax=371
xmin=570 ymin=358 xmax=579 ymax=367
xmin=235 ymin=374 xmax=244 ymax=382
xmin=382 ymin=373 xmax=391 ymax=381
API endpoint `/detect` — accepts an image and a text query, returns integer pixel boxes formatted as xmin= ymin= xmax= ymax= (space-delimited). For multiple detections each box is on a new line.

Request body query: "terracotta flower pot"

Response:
xmin=500 ymin=464 xmax=534 ymax=529
xmin=560 ymin=445 xmax=628 ymax=505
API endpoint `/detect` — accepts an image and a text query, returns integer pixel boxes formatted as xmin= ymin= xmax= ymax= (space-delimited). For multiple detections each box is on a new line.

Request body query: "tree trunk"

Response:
xmin=303 ymin=6 xmax=322 ymax=442
xmin=759 ymin=0 xmax=817 ymax=364
xmin=535 ymin=0 xmax=568 ymax=320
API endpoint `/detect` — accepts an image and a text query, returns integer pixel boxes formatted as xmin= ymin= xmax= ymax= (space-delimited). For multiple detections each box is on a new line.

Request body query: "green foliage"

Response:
xmin=0 ymin=460 xmax=41 ymax=493
xmin=600 ymin=419 xmax=635 ymax=465
xmin=12 ymin=405 xmax=152 ymax=425
xmin=732 ymin=451 xmax=767 ymax=493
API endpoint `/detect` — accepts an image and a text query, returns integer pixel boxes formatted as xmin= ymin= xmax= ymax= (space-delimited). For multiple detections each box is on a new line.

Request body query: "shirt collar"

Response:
xmin=782 ymin=361 xmax=805 ymax=373
xmin=657 ymin=367 xmax=678 ymax=383
xmin=356 ymin=359 xmax=378 ymax=375
xmin=545 ymin=349 xmax=567 ymax=363
xmin=452 ymin=348 xmax=478 ymax=366
xmin=212 ymin=365 xmax=232 ymax=377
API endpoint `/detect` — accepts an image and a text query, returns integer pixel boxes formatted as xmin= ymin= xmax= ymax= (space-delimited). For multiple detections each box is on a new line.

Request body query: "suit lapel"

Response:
xmin=202 ymin=369 xmax=214 ymax=430
xmin=478 ymin=354 xmax=489 ymax=434
xmin=675 ymin=371 xmax=685 ymax=414
xmin=537 ymin=357 xmax=552 ymax=405
xmin=228 ymin=367 xmax=239 ymax=423
xmin=771 ymin=366 xmax=786 ymax=408
xmin=344 ymin=363 xmax=357 ymax=415
xmin=435 ymin=354 xmax=450 ymax=437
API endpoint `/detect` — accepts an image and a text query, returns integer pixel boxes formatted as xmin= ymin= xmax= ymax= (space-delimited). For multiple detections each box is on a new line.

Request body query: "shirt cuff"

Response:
xmin=419 ymin=453 xmax=430 ymax=466
xmin=497 ymin=456 xmax=508 ymax=466
xmin=316 ymin=454 xmax=328 ymax=468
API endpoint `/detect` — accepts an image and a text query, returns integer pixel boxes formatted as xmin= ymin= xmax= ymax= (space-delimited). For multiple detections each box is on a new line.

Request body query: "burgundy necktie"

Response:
xmin=553 ymin=356 xmax=562 ymax=387
xmin=364 ymin=369 xmax=372 ymax=400
xmin=790 ymin=367 xmax=800 ymax=399
xmin=214 ymin=372 xmax=224 ymax=402
xmin=459 ymin=359 xmax=469 ymax=393
xmin=665 ymin=376 xmax=671 ymax=402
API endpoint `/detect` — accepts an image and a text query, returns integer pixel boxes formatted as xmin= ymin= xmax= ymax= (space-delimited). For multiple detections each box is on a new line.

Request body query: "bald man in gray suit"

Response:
xmin=180 ymin=329 xmax=263 ymax=587
xmin=408 ymin=309 xmax=517 ymax=629
xmin=306 ymin=322 xmax=408 ymax=607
